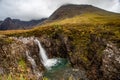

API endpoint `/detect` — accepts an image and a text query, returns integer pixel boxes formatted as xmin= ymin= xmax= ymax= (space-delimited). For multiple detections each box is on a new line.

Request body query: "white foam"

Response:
xmin=34 ymin=39 xmax=48 ymax=63
xmin=26 ymin=51 xmax=42 ymax=77
xmin=44 ymin=59 xmax=58 ymax=69
xmin=34 ymin=39 xmax=58 ymax=69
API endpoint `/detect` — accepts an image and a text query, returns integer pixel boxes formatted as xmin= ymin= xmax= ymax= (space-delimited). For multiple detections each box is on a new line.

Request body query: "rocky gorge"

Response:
xmin=0 ymin=32 xmax=120 ymax=80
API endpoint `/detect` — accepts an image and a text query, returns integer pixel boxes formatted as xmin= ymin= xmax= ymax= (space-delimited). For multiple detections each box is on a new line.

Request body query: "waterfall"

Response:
xmin=34 ymin=39 xmax=48 ymax=64
xmin=13 ymin=37 xmax=58 ymax=69
xmin=34 ymin=39 xmax=58 ymax=69
xmin=13 ymin=37 xmax=59 ymax=70
xmin=26 ymin=51 xmax=42 ymax=78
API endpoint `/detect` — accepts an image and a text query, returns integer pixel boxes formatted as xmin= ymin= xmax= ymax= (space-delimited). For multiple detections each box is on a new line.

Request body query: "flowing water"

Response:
xmin=34 ymin=39 xmax=48 ymax=64
xmin=34 ymin=39 xmax=78 ymax=79
xmin=26 ymin=51 xmax=42 ymax=78
xmin=34 ymin=39 xmax=61 ymax=70
xmin=22 ymin=38 xmax=86 ymax=80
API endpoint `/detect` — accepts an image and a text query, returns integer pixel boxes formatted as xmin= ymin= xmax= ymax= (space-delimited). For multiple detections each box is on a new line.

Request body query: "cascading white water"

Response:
xmin=26 ymin=51 xmax=42 ymax=78
xmin=34 ymin=39 xmax=58 ymax=69
xmin=34 ymin=39 xmax=48 ymax=63
xmin=26 ymin=51 xmax=37 ymax=70
xmin=14 ymin=37 xmax=58 ymax=69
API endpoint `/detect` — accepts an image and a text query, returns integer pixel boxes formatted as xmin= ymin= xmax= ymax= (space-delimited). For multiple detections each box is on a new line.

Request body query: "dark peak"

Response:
xmin=58 ymin=4 xmax=94 ymax=11
xmin=5 ymin=17 xmax=12 ymax=20
xmin=60 ymin=4 xmax=93 ymax=8
xmin=12 ymin=19 xmax=21 ymax=21
xmin=0 ymin=17 xmax=47 ymax=30
xmin=4 ymin=17 xmax=12 ymax=22
xmin=47 ymin=4 xmax=110 ymax=21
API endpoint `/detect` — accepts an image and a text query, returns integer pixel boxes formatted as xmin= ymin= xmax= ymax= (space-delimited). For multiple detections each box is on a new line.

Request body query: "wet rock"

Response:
xmin=63 ymin=68 xmax=88 ymax=80
xmin=40 ymin=36 xmax=51 ymax=48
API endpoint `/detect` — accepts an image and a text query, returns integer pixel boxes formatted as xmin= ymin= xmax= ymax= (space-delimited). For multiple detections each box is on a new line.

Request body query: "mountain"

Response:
xmin=0 ymin=17 xmax=46 ymax=30
xmin=0 ymin=4 xmax=120 ymax=80
xmin=41 ymin=4 xmax=120 ymax=26
xmin=46 ymin=4 xmax=118 ymax=23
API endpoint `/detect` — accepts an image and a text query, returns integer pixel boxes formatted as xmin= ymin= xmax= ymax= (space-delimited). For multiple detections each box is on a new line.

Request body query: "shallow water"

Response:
xmin=44 ymin=58 xmax=70 ymax=79
xmin=43 ymin=58 xmax=88 ymax=80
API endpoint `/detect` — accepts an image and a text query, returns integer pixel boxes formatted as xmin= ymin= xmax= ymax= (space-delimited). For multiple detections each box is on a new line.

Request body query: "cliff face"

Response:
xmin=102 ymin=42 xmax=120 ymax=79
xmin=38 ymin=34 xmax=120 ymax=80
xmin=0 ymin=34 xmax=120 ymax=80
xmin=0 ymin=37 xmax=43 ymax=79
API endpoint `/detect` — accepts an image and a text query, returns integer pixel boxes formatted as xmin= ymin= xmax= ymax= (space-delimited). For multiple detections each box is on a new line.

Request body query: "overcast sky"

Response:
xmin=0 ymin=0 xmax=120 ymax=21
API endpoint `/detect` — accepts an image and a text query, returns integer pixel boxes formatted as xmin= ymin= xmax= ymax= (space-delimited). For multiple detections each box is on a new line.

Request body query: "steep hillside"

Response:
xmin=45 ymin=4 xmax=119 ymax=23
xmin=0 ymin=4 xmax=120 ymax=80
xmin=0 ymin=17 xmax=46 ymax=30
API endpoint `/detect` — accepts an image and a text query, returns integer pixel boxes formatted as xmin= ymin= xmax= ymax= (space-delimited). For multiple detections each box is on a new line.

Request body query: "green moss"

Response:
xmin=42 ymin=77 xmax=48 ymax=80
xmin=7 ymin=74 xmax=12 ymax=80
xmin=18 ymin=58 xmax=27 ymax=72
xmin=79 ymin=54 xmax=89 ymax=63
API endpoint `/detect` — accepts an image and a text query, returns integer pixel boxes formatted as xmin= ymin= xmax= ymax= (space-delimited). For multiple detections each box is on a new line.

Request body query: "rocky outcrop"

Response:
xmin=0 ymin=37 xmax=43 ymax=79
xmin=102 ymin=42 xmax=120 ymax=80
xmin=0 ymin=35 xmax=120 ymax=80
xmin=38 ymin=34 xmax=120 ymax=80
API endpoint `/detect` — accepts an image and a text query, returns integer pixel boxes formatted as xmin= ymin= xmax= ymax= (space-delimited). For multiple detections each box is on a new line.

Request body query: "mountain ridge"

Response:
xmin=0 ymin=17 xmax=47 ymax=30
xmin=45 ymin=4 xmax=119 ymax=23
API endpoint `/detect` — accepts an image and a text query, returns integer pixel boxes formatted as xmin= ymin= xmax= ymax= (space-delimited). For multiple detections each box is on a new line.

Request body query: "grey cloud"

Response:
xmin=0 ymin=0 xmax=120 ymax=21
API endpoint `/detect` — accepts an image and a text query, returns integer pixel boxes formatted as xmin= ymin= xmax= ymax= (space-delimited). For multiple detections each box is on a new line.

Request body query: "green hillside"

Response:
xmin=7 ymin=11 xmax=120 ymax=44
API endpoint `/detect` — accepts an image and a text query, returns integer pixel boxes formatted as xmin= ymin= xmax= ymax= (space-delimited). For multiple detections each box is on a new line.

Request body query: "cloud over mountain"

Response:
xmin=0 ymin=0 xmax=120 ymax=21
